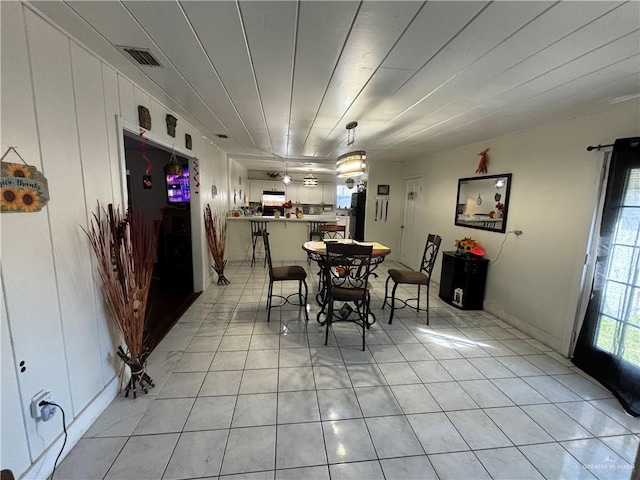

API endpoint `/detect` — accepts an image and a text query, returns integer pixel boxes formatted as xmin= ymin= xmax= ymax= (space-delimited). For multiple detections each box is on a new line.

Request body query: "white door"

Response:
xmin=399 ymin=177 xmax=424 ymax=268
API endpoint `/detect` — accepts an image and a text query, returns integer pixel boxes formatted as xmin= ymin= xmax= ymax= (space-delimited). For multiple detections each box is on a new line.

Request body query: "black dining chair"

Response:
xmin=320 ymin=224 xmax=346 ymax=239
xmin=262 ymin=230 xmax=309 ymax=323
xmin=322 ymin=242 xmax=373 ymax=350
xmin=382 ymin=234 xmax=442 ymax=325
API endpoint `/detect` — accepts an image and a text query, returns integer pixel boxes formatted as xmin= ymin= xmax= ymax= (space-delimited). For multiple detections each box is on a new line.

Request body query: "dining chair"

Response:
xmin=320 ymin=224 xmax=346 ymax=239
xmin=262 ymin=230 xmax=309 ymax=323
xmin=382 ymin=233 xmax=442 ymax=325
xmin=250 ymin=220 xmax=268 ymax=267
xmin=322 ymin=242 xmax=373 ymax=350
xmin=307 ymin=221 xmax=327 ymax=264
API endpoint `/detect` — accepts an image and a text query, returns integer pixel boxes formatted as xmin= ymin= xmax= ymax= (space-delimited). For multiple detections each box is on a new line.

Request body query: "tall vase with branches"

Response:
xmin=204 ymin=204 xmax=229 ymax=285
xmin=84 ymin=203 xmax=161 ymax=398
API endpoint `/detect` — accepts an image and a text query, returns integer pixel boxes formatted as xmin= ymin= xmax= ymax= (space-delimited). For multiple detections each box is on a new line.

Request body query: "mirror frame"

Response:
xmin=455 ymin=173 xmax=512 ymax=234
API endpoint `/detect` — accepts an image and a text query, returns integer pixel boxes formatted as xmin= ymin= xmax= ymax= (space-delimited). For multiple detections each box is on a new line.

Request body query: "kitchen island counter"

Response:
xmin=225 ymin=215 xmax=342 ymax=262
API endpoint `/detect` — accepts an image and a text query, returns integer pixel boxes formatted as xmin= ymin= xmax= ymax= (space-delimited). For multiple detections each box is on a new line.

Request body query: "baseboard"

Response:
xmin=19 ymin=376 xmax=119 ymax=480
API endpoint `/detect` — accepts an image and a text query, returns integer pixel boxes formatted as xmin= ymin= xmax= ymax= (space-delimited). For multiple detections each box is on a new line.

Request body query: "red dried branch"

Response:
xmin=476 ymin=148 xmax=490 ymax=174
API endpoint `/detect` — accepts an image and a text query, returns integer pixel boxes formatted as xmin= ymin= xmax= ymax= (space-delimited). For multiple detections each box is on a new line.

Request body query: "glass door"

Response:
xmin=573 ymin=137 xmax=640 ymax=416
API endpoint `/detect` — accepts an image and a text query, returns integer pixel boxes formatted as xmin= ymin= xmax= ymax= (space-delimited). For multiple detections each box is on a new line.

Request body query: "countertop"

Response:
xmin=227 ymin=215 xmax=340 ymax=222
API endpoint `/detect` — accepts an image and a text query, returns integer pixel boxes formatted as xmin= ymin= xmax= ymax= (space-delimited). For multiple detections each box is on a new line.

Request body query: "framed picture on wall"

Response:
xmin=377 ymin=184 xmax=390 ymax=195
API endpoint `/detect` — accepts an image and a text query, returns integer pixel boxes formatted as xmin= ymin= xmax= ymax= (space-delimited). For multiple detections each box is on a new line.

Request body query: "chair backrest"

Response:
xmin=324 ymin=242 xmax=373 ymax=292
xmin=320 ymin=224 xmax=346 ymax=239
xmin=420 ymin=234 xmax=442 ymax=278
xmin=309 ymin=221 xmax=327 ymax=241
xmin=250 ymin=220 xmax=268 ymax=236
xmin=261 ymin=230 xmax=274 ymax=276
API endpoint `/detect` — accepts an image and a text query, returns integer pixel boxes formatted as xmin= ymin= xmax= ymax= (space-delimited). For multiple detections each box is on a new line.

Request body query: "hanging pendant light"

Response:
xmin=281 ymin=161 xmax=292 ymax=185
xmin=336 ymin=121 xmax=366 ymax=178
xmin=303 ymin=172 xmax=318 ymax=187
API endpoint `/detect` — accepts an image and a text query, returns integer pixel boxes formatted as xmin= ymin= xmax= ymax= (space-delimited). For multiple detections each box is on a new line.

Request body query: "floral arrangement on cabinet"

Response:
xmin=455 ymin=237 xmax=485 ymax=257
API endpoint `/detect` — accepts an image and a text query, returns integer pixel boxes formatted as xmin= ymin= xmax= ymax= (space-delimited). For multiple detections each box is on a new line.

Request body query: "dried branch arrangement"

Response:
xmin=204 ymin=204 xmax=229 ymax=285
xmin=84 ymin=203 xmax=161 ymax=397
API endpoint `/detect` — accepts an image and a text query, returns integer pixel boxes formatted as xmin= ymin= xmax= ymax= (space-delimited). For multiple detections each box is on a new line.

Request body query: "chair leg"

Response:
xmin=382 ymin=276 xmax=392 ymax=309
xmin=251 ymin=235 xmax=257 ymax=267
xmin=417 ymin=285 xmax=421 ymax=312
xmin=267 ymin=280 xmax=273 ymax=322
xmin=302 ymin=279 xmax=309 ymax=322
xmin=325 ymin=302 xmax=333 ymax=346
xmin=389 ymin=282 xmax=399 ymax=324
xmin=426 ymin=284 xmax=430 ymax=325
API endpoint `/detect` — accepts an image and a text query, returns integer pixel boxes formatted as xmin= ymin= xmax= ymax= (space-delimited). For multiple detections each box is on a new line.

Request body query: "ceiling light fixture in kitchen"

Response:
xmin=336 ymin=121 xmax=366 ymax=178
xmin=282 ymin=162 xmax=292 ymax=185
xmin=303 ymin=173 xmax=318 ymax=186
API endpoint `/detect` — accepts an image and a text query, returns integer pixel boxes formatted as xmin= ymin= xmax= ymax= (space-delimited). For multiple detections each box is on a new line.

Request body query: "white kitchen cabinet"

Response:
xmin=249 ymin=181 xmax=263 ymax=202
xmin=285 ymin=184 xmax=299 ymax=203
xmin=322 ymin=184 xmax=335 ymax=205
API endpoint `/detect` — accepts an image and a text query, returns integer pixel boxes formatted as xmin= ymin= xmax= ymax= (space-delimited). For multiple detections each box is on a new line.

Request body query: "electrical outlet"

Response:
xmin=30 ymin=390 xmax=54 ymax=421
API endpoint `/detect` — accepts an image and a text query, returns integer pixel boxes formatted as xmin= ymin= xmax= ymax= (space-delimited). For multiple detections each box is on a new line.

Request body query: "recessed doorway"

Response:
xmin=123 ymin=132 xmax=200 ymax=352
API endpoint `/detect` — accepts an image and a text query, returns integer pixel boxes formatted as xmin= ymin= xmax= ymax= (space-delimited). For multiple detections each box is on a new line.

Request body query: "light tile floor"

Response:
xmin=56 ymin=260 xmax=639 ymax=480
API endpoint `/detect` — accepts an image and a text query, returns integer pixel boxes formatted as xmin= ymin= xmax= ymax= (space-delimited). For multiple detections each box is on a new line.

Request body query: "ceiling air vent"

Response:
xmin=117 ymin=46 xmax=163 ymax=67
xmin=216 ymin=134 xmax=229 ymax=139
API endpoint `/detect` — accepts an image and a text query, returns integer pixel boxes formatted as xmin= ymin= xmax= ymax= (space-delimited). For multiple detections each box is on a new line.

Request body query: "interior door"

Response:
xmin=399 ymin=177 xmax=423 ymax=268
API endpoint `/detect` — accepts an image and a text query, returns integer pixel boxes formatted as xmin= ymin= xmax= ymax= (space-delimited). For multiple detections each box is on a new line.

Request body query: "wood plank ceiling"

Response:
xmin=30 ymin=1 xmax=640 ymax=173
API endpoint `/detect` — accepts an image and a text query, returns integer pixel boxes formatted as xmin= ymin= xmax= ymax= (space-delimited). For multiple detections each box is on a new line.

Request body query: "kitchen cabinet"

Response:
xmin=299 ymin=185 xmax=323 ymax=204
xmin=438 ymin=251 xmax=488 ymax=310
xmin=285 ymin=184 xmax=299 ymax=203
xmin=249 ymin=181 xmax=263 ymax=202
xmin=322 ymin=184 xmax=335 ymax=204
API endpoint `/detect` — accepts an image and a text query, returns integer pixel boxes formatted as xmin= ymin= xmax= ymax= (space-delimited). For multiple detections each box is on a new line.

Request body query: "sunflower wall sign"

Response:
xmin=1 ymin=147 xmax=50 ymax=213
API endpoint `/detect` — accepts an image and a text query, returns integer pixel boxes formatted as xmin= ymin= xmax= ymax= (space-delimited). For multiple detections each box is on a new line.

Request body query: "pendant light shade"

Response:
xmin=281 ymin=162 xmax=292 ymax=185
xmin=337 ymin=121 xmax=366 ymax=178
xmin=303 ymin=173 xmax=318 ymax=186
xmin=336 ymin=150 xmax=366 ymax=178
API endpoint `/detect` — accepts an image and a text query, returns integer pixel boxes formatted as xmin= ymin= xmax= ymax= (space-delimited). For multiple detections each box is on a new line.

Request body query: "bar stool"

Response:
xmin=250 ymin=220 xmax=268 ymax=267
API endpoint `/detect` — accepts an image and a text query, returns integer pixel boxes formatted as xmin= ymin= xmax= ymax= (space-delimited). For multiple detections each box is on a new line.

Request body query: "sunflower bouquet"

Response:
xmin=455 ymin=237 xmax=484 ymax=256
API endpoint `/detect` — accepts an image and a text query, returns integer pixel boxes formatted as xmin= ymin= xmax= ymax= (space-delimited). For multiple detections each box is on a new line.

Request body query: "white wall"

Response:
xmin=229 ymin=160 xmax=249 ymax=208
xmin=0 ymin=3 xmax=228 ymax=478
xmin=404 ymin=100 xmax=640 ymax=354
xmin=364 ymin=162 xmax=404 ymax=261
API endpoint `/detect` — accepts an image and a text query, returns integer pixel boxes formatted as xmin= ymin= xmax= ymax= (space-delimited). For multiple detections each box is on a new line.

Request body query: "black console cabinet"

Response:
xmin=439 ymin=251 xmax=489 ymax=310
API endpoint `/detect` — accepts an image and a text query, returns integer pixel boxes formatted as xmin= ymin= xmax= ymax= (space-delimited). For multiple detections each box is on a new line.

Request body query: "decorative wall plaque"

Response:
xmin=166 ymin=114 xmax=177 ymax=137
xmin=1 ymin=148 xmax=50 ymax=213
xmin=138 ymin=105 xmax=151 ymax=130
xmin=185 ymin=133 xmax=192 ymax=150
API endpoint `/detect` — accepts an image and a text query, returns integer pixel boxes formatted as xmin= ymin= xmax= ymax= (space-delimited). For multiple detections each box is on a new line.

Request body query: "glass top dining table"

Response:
xmin=302 ymin=239 xmax=392 ymax=325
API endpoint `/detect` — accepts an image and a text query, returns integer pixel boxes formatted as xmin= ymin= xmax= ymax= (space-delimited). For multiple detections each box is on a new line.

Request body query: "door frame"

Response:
xmin=399 ymin=176 xmax=424 ymax=269
xmin=566 ymin=150 xmax=612 ymax=357
xmin=115 ymin=116 xmax=204 ymax=292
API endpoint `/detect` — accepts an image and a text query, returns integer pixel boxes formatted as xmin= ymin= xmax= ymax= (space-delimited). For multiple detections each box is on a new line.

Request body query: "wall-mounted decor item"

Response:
xmin=211 ymin=183 xmax=218 ymax=199
xmin=204 ymin=204 xmax=229 ymax=285
xmin=455 ymin=173 xmax=512 ymax=233
xmin=192 ymin=157 xmax=200 ymax=195
xmin=143 ymin=175 xmax=152 ymax=189
xmin=407 ymin=190 xmax=417 ymax=201
xmin=476 ymin=148 xmax=490 ymax=174
xmin=185 ymin=133 xmax=192 ymax=150
xmin=377 ymin=184 xmax=390 ymax=195
xmin=138 ymin=105 xmax=151 ymax=130
xmin=1 ymin=147 xmax=50 ymax=213
xmin=83 ymin=203 xmax=161 ymax=398
xmin=166 ymin=114 xmax=177 ymax=137
xmin=165 ymin=148 xmax=181 ymax=175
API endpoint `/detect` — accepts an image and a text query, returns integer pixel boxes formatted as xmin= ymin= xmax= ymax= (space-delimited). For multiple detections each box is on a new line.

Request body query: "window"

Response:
xmin=336 ymin=185 xmax=352 ymax=209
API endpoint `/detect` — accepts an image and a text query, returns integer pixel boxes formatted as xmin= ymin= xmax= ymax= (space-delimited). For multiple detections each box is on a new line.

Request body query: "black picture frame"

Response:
xmin=454 ymin=173 xmax=512 ymax=233
xmin=377 ymin=184 xmax=390 ymax=195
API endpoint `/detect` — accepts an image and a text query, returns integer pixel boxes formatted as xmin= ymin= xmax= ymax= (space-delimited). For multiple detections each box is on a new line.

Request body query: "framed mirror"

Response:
xmin=455 ymin=173 xmax=512 ymax=233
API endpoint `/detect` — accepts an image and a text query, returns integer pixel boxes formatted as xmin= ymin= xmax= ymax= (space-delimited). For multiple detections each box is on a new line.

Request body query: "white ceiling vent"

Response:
xmin=117 ymin=46 xmax=163 ymax=67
